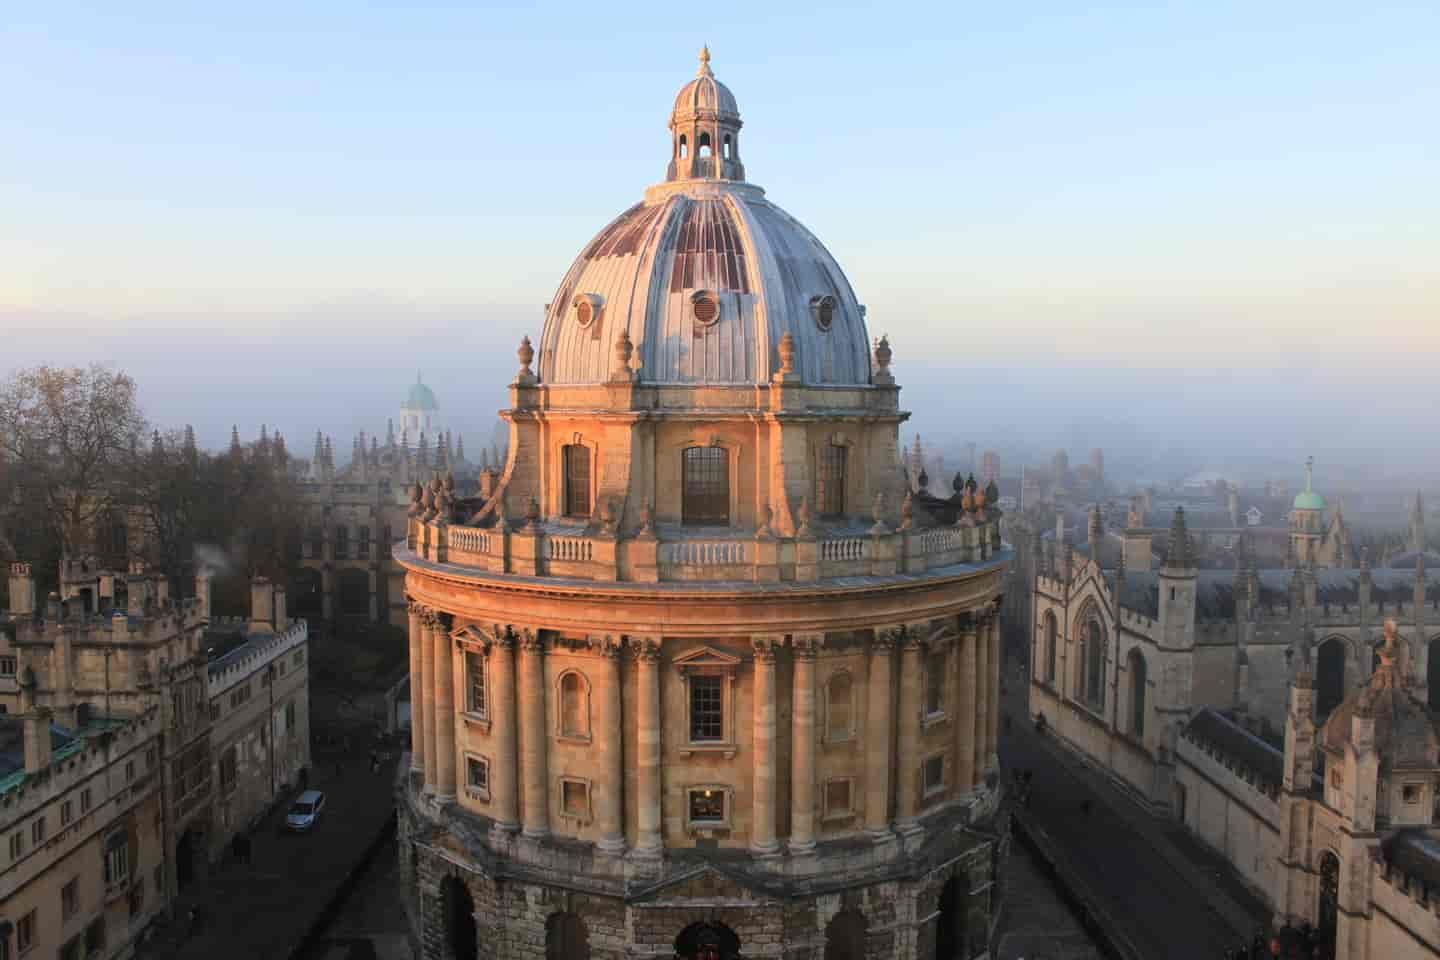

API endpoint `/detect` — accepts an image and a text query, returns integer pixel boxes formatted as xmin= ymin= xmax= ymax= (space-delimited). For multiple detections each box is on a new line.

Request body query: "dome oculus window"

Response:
xmin=572 ymin=293 xmax=603 ymax=334
xmin=690 ymin=289 xmax=720 ymax=327
xmin=810 ymin=295 xmax=836 ymax=331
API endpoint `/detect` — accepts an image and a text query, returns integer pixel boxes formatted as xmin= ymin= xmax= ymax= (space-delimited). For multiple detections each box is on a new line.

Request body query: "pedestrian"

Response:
xmin=231 ymin=833 xmax=243 ymax=867
xmin=370 ymin=750 xmax=380 ymax=774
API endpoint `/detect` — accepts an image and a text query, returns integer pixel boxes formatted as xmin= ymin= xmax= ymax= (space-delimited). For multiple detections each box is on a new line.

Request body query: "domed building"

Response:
xmin=402 ymin=372 xmax=441 ymax=440
xmin=396 ymin=50 xmax=1010 ymax=960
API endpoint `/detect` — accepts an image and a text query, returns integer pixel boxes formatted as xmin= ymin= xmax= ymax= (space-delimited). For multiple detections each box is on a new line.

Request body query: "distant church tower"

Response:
xmin=1411 ymin=491 xmax=1427 ymax=553
xmin=1288 ymin=457 xmax=1326 ymax=568
xmin=400 ymin=373 xmax=440 ymax=439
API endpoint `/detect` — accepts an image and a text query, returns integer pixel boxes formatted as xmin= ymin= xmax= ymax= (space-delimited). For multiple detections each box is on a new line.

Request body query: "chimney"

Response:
xmin=195 ymin=569 xmax=213 ymax=620
xmin=273 ymin=585 xmax=288 ymax=629
xmin=8 ymin=563 xmax=35 ymax=615
xmin=23 ymin=707 xmax=53 ymax=775
xmin=98 ymin=574 xmax=114 ymax=613
xmin=249 ymin=576 xmax=276 ymax=633
xmin=126 ymin=561 xmax=150 ymax=617
xmin=154 ymin=576 xmax=170 ymax=608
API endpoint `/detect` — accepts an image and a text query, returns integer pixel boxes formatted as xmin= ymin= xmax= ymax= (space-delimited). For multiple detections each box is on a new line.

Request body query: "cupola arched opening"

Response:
xmin=679 ymin=134 xmax=688 ymax=159
xmin=698 ymin=131 xmax=713 ymax=157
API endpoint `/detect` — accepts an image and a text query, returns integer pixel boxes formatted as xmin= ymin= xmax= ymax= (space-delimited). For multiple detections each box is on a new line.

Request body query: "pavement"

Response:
xmin=994 ymin=830 xmax=1105 ymax=960
xmin=300 ymin=830 xmax=413 ymax=960
xmin=998 ymin=661 xmax=1271 ymax=960
xmin=136 ymin=734 xmax=401 ymax=960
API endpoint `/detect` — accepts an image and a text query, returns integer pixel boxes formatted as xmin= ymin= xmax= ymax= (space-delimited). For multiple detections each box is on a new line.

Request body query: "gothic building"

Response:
xmin=396 ymin=50 xmax=1010 ymax=960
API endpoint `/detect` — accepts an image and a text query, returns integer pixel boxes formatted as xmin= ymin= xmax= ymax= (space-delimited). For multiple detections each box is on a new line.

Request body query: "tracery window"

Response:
xmin=682 ymin=447 xmax=729 ymax=526
xmin=1043 ymin=612 xmax=1058 ymax=684
xmin=562 ymin=445 xmax=591 ymax=518
xmin=817 ymin=444 xmax=847 ymax=518
xmin=1084 ymin=618 xmax=1106 ymax=708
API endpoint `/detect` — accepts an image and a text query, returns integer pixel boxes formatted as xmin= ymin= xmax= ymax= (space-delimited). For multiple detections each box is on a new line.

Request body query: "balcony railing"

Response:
xmin=417 ymin=513 xmax=1004 ymax=585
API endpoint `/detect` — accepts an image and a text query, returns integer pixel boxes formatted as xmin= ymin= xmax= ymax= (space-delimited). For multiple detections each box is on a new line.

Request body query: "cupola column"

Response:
xmin=956 ymin=615 xmax=978 ymax=791
xmin=490 ymin=630 xmax=520 ymax=834
xmin=519 ymin=630 xmax=550 ymax=838
xmin=406 ymin=602 xmax=426 ymax=774
xmin=789 ymin=634 xmax=822 ymax=854
xmin=595 ymin=638 xmax=626 ymax=854
xmin=633 ymin=638 xmax=663 ymax=856
xmin=751 ymin=636 xmax=782 ymax=856
xmin=432 ymin=613 xmax=457 ymax=798
xmin=865 ymin=628 xmax=899 ymax=838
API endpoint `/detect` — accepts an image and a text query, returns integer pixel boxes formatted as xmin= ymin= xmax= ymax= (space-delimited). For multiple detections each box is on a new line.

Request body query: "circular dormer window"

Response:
xmin=572 ymin=293 xmax=603 ymax=329
xmin=691 ymin=290 xmax=719 ymax=326
xmin=810 ymin=295 xmax=836 ymax=331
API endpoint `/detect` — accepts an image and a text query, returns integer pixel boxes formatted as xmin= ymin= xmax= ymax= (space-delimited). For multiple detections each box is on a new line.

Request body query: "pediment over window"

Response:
xmin=452 ymin=624 xmax=495 ymax=652
xmin=673 ymin=645 xmax=742 ymax=675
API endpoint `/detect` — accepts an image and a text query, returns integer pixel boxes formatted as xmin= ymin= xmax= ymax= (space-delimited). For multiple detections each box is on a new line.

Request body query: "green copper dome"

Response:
xmin=1293 ymin=491 xmax=1326 ymax=511
xmin=404 ymin=374 xmax=438 ymax=411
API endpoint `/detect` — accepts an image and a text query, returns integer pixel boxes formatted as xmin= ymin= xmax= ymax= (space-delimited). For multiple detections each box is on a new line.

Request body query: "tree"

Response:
xmin=0 ymin=365 xmax=145 ymax=587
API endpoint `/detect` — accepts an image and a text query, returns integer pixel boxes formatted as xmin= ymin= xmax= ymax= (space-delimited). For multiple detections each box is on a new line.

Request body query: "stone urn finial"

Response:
xmin=870 ymin=492 xmax=889 ymax=535
xmin=517 ymin=335 xmax=536 ymax=383
xmin=600 ymin=498 xmax=617 ymax=535
xmin=778 ymin=332 xmax=796 ymax=374
xmin=900 ymin=491 xmax=915 ymax=530
xmin=873 ymin=335 xmax=894 ymax=384
xmin=612 ymin=327 xmax=635 ymax=381
xmin=525 ymin=495 xmax=540 ymax=527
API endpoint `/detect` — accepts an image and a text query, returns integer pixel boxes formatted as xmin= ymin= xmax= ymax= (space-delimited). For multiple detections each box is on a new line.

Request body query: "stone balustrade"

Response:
xmin=412 ymin=513 xmax=1002 ymax=584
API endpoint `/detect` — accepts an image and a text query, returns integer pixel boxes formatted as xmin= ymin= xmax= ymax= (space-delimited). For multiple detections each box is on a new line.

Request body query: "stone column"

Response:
xmin=519 ymin=629 xmax=549 ymax=838
xmin=634 ymin=638 xmax=663 ymax=856
xmin=973 ymin=609 xmax=990 ymax=784
xmin=490 ymin=629 xmax=520 ymax=834
xmin=420 ymin=608 xmax=438 ymax=792
xmin=987 ymin=607 xmax=1002 ymax=763
xmin=957 ymin=615 xmax=978 ymax=792
xmin=595 ymin=638 xmax=626 ymax=854
xmin=751 ymin=636 xmax=781 ymax=856
xmin=789 ymin=634 xmax=822 ymax=854
xmin=895 ymin=627 xmax=925 ymax=830
xmin=864 ymin=628 xmax=899 ymax=838
xmin=432 ymin=613 xmax=457 ymax=798
xmin=407 ymin=602 xmax=425 ymax=774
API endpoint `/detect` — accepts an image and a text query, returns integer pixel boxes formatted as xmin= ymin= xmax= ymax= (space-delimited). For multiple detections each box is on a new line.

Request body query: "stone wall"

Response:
xmin=1175 ymin=734 xmax=1280 ymax=901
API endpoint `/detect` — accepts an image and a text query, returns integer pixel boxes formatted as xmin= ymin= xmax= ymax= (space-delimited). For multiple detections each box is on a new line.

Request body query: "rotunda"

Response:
xmin=397 ymin=50 xmax=1010 ymax=960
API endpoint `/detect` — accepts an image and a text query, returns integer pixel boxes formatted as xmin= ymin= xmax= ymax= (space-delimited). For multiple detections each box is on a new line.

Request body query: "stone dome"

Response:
xmin=537 ymin=50 xmax=873 ymax=388
xmin=1322 ymin=621 xmax=1440 ymax=767
xmin=405 ymin=375 xmax=438 ymax=411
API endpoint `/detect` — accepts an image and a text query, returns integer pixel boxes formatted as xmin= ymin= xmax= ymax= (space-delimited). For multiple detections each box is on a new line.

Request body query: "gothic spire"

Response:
xmin=1164 ymin=506 xmax=1192 ymax=570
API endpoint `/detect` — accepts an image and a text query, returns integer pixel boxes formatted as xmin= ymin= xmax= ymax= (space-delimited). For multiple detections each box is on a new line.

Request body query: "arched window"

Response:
xmin=1316 ymin=638 xmax=1346 ymax=719
xmin=824 ymin=909 xmax=867 ymax=960
xmin=1081 ymin=616 xmax=1105 ymax=708
xmin=558 ymin=671 xmax=589 ymax=739
xmin=1044 ymin=612 xmax=1058 ymax=684
xmin=563 ymin=444 xmax=591 ymax=518
xmin=679 ymin=134 xmax=688 ymax=158
xmin=698 ymin=131 xmax=712 ymax=157
xmin=817 ymin=444 xmax=847 ymax=518
xmin=1128 ymin=649 xmax=1147 ymax=737
xmin=546 ymin=910 xmax=589 ymax=960
xmin=722 ymin=134 xmax=732 ymax=159
xmin=826 ymin=671 xmax=854 ymax=740
xmin=682 ymin=446 xmax=729 ymax=526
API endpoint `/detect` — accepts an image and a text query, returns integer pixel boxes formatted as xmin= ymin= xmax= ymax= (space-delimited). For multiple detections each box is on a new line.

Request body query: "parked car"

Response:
xmin=285 ymin=790 xmax=326 ymax=832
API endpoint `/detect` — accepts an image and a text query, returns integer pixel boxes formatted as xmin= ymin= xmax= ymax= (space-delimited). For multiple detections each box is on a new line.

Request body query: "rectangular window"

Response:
xmin=1403 ymin=783 xmax=1423 ymax=805
xmin=81 ymin=788 xmax=92 ymax=814
xmin=817 ymin=444 xmax=847 ymax=518
xmin=30 ymin=817 xmax=45 ymax=845
xmin=563 ymin=444 xmax=592 ymax=517
xmin=335 ymin=526 xmax=349 ymax=559
xmin=17 ymin=911 xmax=34 ymax=952
xmin=561 ymin=779 xmax=589 ymax=818
xmin=293 ymin=649 xmax=304 ymax=666
xmin=925 ymin=651 xmax=946 ymax=717
xmin=682 ymin=446 xmax=729 ymax=526
xmin=104 ymin=833 xmax=129 ymax=887
xmin=285 ymin=701 xmax=296 ymax=729
xmin=923 ymin=755 xmax=945 ymax=796
xmin=0 ymin=655 xmax=15 ymax=677
xmin=8 ymin=831 xmax=22 ymax=860
xmin=466 ymin=756 xmax=489 ymax=796
xmin=84 ymin=918 xmax=105 ymax=956
xmin=465 ymin=652 xmax=487 ymax=716
xmin=689 ymin=675 xmax=723 ymax=741
xmin=61 ymin=800 xmax=73 ymax=826
xmin=62 ymin=877 xmax=79 ymax=920
xmin=145 ymin=747 xmax=156 ymax=770
xmin=688 ymin=788 xmax=725 ymax=824
xmin=359 ymin=526 xmax=371 ymax=554
xmin=210 ymin=700 xmax=220 ymax=721
xmin=824 ymin=778 xmax=853 ymax=818
xmin=125 ymin=760 xmax=135 ymax=782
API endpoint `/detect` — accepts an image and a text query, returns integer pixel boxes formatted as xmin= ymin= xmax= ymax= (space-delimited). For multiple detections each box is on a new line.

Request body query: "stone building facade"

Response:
xmin=0 ymin=562 xmax=312 ymax=958
xmin=395 ymin=50 xmax=1010 ymax=960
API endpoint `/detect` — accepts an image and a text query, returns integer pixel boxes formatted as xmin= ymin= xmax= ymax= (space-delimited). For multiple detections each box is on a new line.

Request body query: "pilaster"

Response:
xmin=632 ymin=637 xmax=663 ymax=858
xmin=407 ymin=603 xmax=425 ymax=772
xmin=895 ymin=627 xmax=925 ymax=832
xmin=420 ymin=607 xmax=438 ymax=793
xmin=432 ymin=612 xmax=457 ymax=799
xmin=490 ymin=628 xmax=520 ymax=836
xmin=595 ymin=637 xmax=627 ymax=854
xmin=957 ymin=615 xmax=978 ymax=791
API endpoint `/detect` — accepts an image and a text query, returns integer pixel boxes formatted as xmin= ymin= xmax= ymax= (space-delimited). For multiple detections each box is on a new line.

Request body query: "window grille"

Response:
xmin=817 ymin=444 xmax=847 ymax=518
xmin=682 ymin=447 xmax=729 ymax=526
xmin=689 ymin=675 xmax=723 ymax=741
xmin=563 ymin=445 xmax=592 ymax=517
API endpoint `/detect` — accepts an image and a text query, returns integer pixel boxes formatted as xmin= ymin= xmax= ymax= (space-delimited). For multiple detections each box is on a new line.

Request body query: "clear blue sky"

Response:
xmin=2 ymin=3 xmax=1437 ymax=474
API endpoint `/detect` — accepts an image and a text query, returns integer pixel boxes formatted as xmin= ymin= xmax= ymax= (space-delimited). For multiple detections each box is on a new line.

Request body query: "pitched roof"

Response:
xmin=1181 ymin=708 xmax=1283 ymax=796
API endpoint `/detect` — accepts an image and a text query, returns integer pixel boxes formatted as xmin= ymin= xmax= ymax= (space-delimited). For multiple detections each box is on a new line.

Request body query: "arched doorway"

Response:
xmin=824 ymin=908 xmax=867 ymax=960
xmin=1429 ymin=637 xmax=1440 ymax=711
xmin=546 ymin=911 xmax=589 ymax=959
xmin=674 ymin=921 xmax=741 ymax=960
xmin=441 ymin=874 xmax=477 ymax=960
xmin=1317 ymin=851 xmax=1340 ymax=957
xmin=1315 ymin=639 xmax=1346 ymax=719
xmin=935 ymin=875 xmax=967 ymax=959
xmin=337 ymin=568 xmax=371 ymax=619
xmin=290 ymin=567 xmax=323 ymax=621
